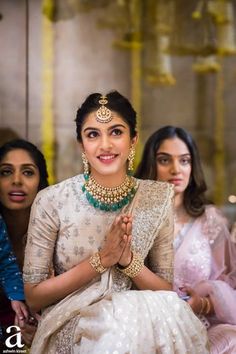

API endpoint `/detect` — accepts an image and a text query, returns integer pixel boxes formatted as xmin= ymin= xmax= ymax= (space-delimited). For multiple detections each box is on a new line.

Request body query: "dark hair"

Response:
xmin=135 ymin=126 xmax=209 ymax=217
xmin=0 ymin=139 xmax=49 ymax=191
xmin=75 ymin=90 xmax=137 ymax=142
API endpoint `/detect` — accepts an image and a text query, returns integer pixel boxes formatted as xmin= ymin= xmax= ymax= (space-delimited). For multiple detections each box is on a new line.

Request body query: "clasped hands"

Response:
xmin=14 ymin=308 xmax=40 ymax=347
xmin=99 ymin=214 xmax=133 ymax=269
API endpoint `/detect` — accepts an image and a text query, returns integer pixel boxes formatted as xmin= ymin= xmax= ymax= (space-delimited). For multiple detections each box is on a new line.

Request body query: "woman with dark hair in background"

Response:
xmin=0 ymin=139 xmax=49 ymax=349
xmin=135 ymin=125 xmax=236 ymax=353
xmin=23 ymin=92 xmax=208 ymax=353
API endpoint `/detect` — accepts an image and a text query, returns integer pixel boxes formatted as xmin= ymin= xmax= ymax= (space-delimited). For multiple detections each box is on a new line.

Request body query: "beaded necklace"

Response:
xmin=82 ymin=174 xmax=137 ymax=211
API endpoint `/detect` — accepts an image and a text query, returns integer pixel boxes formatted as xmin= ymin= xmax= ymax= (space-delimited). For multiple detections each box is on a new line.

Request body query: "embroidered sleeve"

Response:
xmin=147 ymin=183 xmax=174 ymax=283
xmin=23 ymin=189 xmax=59 ymax=284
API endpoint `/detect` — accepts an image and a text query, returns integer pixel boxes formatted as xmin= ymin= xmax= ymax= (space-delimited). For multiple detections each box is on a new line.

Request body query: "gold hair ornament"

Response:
xmin=96 ymin=95 xmax=112 ymax=123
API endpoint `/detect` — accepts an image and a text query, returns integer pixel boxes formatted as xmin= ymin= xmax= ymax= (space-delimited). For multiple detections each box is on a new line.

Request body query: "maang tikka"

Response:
xmin=82 ymin=152 xmax=89 ymax=180
xmin=128 ymin=145 xmax=135 ymax=174
xmin=96 ymin=95 xmax=112 ymax=123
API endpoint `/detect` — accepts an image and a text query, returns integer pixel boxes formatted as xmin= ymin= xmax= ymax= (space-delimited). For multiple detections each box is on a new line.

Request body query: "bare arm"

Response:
xmin=25 ymin=259 xmax=98 ymax=312
xmin=24 ymin=215 xmax=129 ymax=312
xmin=132 ymin=265 xmax=172 ymax=290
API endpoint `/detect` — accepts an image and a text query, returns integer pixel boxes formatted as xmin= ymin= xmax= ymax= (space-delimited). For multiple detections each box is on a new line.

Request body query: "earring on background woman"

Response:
xmin=82 ymin=152 xmax=89 ymax=180
xmin=127 ymin=145 xmax=135 ymax=175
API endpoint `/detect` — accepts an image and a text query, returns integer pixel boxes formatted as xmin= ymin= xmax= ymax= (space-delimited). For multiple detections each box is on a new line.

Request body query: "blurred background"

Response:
xmin=0 ymin=0 xmax=235 ymax=221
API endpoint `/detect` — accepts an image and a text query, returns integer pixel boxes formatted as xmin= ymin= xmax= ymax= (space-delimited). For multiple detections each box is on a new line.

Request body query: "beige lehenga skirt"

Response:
xmin=31 ymin=289 xmax=209 ymax=354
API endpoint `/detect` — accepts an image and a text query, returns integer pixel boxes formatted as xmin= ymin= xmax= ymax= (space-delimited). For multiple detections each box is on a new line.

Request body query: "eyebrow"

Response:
xmin=156 ymin=152 xmax=191 ymax=157
xmin=83 ymin=124 xmax=127 ymax=133
xmin=0 ymin=163 xmax=38 ymax=169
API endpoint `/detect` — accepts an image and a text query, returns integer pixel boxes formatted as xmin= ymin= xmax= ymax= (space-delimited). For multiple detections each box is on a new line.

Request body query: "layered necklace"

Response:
xmin=82 ymin=174 xmax=138 ymax=211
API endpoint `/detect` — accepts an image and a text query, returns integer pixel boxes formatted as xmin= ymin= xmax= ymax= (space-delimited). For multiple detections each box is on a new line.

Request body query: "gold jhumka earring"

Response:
xmin=127 ymin=145 xmax=135 ymax=175
xmin=96 ymin=95 xmax=113 ymax=123
xmin=82 ymin=152 xmax=89 ymax=180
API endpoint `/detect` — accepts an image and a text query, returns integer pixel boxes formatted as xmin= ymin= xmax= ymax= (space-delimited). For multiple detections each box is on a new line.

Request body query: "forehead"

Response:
xmin=0 ymin=149 xmax=36 ymax=165
xmin=157 ymin=137 xmax=190 ymax=155
xmin=82 ymin=111 xmax=129 ymax=130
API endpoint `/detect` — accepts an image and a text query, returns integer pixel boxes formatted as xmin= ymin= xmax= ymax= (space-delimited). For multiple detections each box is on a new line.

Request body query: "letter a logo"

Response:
xmin=5 ymin=325 xmax=24 ymax=348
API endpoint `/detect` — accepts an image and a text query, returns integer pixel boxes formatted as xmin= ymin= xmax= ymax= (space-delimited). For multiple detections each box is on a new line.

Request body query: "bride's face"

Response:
xmin=80 ymin=111 xmax=137 ymax=186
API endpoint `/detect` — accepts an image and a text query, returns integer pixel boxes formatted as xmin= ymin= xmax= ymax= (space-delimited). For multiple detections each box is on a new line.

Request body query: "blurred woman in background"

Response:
xmin=0 ymin=139 xmax=48 ymax=349
xmin=135 ymin=125 xmax=236 ymax=353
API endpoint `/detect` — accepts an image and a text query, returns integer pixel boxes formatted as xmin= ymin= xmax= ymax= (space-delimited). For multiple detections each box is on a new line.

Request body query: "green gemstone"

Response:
xmin=84 ymin=178 xmax=138 ymax=212
xmin=104 ymin=204 xmax=109 ymax=211
xmin=86 ymin=193 xmax=92 ymax=202
xmin=94 ymin=200 xmax=99 ymax=208
xmin=111 ymin=204 xmax=117 ymax=211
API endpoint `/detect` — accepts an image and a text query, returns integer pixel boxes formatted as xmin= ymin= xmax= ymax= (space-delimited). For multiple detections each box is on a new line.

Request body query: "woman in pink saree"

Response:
xmin=135 ymin=125 xmax=236 ymax=353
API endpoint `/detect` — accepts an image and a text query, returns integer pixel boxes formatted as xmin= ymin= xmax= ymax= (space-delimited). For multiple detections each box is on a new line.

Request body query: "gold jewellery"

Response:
xmin=89 ymin=252 xmax=107 ymax=274
xmin=96 ymin=95 xmax=113 ymax=123
xmin=127 ymin=145 xmax=135 ymax=174
xmin=82 ymin=145 xmax=136 ymax=177
xmin=199 ymin=296 xmax=211 ymax=315
xmin=89 ymin=251 xmax=144 ymax=278
xmin=82 ymin=174 xmax=137 ymax=211
xmin=117 ymin=252 xmax=144 ymax=278
xmin=82 ymin=152 xmax=89 ymax=176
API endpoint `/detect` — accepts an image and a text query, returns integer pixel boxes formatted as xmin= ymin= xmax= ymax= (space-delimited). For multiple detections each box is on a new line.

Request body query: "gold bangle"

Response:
xmin=117 ymin=252 xmax=144 ymax=278
xmin=204 ymin=297 xmax=211 ymax=315
xmin=89 ymin=252 xmax=107 ymax=274
xmin=199 ymin=297 xmax=205 ymax=315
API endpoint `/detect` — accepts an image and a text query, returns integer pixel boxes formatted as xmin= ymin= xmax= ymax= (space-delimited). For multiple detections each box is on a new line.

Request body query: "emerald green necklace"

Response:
xmin=82 ymin=174 xmax=137 ymax=212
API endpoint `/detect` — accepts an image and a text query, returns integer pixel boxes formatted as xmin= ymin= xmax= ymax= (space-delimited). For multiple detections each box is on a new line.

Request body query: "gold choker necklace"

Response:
xmin=82 ymin=175 xmax=137 ymax=211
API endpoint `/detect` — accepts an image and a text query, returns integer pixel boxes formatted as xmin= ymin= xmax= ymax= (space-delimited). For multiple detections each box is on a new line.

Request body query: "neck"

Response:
xmin=173 ymin=193 xmax=189 ymax=223
xmin=90 ymin=170 xmax=128 ymax=188
xmin=174 ymin=193 xmax=184 ymax=210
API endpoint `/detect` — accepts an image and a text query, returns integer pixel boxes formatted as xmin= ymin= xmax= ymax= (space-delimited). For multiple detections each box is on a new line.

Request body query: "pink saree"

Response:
xmin=174 ymin=205 xmax=236 ymax=353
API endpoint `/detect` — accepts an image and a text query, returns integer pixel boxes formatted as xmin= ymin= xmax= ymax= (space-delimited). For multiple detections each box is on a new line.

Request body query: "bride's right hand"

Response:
xmin=99 ymin=215 xmax=128 ymax=267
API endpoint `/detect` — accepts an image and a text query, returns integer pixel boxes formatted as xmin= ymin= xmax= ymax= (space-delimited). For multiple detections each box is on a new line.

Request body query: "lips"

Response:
xmin=169 ymin=179 xmax=182 ymax=185
xmin=98 ymin=154 xmax=118 ymax=163
xmin=8 ymin=191 xmax=27 ymax=202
